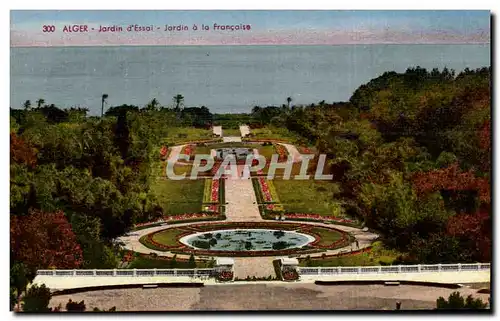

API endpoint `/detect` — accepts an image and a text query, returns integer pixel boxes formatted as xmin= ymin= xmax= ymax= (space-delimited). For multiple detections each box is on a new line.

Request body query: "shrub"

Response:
xmin=170 ymin=254 xmax=177 ymax=268
xmin=272 ymin=241 xmax=289 ymax=250
xmin=66 ymin=299 xmax=86 ymax=312
xmin=273 ymin=230 xmax=285 ymax=239
xmin=245 ymin=241 xmax=253 ymax=250
xmin=188 ymin=254 xmax=196 ymax=268
xmin=436 ymin=292 xmax=488 ymax=310
xmin=21 ymin=284 xmax=51 ymax=312
xmin=192 ymin=240 xmax=211 ymax=249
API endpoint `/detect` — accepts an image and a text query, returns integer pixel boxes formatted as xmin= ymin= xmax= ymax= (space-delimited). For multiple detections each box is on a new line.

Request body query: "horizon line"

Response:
xmin=10 ymin=41 xmax=491 ymax=48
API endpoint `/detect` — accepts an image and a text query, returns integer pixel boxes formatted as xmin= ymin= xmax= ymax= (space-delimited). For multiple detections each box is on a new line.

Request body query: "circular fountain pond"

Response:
xmin=179 ymin=229 xmax=315 ymax=251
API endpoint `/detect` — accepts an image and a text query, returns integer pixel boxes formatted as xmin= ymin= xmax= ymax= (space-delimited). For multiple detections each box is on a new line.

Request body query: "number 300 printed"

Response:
xmin=42 ymin=25 xmax=56 ymax=32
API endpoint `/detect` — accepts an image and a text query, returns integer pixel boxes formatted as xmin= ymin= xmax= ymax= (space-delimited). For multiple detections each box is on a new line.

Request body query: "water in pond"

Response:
xmin=179 ymin=229 xmax=315 ymax=251
xmin=216 ymin=148 xmax=253 ymax=160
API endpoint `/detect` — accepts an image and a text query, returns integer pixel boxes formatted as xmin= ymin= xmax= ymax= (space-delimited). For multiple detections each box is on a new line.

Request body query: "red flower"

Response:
xmin=284 ymin=213 xmax=354 ymax=223
xmin=217 ymin=271 xmax=234 ymax=281
xmin=160 ymin=146 xmax=168 ymax=157
xmin=211 ymin=179 xmax=220 ymax=202
xmin=258 ymin=178 xmax=273 ymax=202
xmin=282 ymin=269 xmax=299 ymax=281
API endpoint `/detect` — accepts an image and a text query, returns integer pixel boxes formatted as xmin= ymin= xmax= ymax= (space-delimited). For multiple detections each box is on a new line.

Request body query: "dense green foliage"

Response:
xmin=21 ymin=284 xmax=52 ymax=312
xmin=10 ymin=67 xmax=491 ymax=308
xmin=249 ymin=66 xmax=491 ymax=264
xmin=436 ymin=291 xmax=488 ymax=310
xmin=9 ymin=99 xmax=213 ymax=307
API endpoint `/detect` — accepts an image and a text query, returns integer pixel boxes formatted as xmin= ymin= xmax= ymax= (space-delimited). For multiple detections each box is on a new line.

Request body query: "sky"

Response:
xmin=10 ymin=10 xmax=491 ymax=46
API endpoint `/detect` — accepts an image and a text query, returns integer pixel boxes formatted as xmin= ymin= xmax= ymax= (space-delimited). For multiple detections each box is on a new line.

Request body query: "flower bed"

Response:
xmin=139 ymin=221 xmax=350 ymax=257
xmin=160 ymin=145 xmax=169 ymax=160
xmin=306 ymin=228 xmax=351 ymax=250
xmin=121 ymin=251 xmax=135 ymax=263
xmin=297 ymin=247 xmax=373 ymax=263
xmin=258 ymin=177 xmax=273 ymax=202
xmin=253 ymin=177 xmax=286 ymax=216
xmin=217 ymin=270 xmax=234 ymax=282
xmin=202 ymin=179 xmax=220 ymax=212
xmin=256 ymin=178 xmax=281 ymax=204
xmin=181 ymin=144 xmax=196 ymax=161
xmin=211 ymin=161 xmax=223 ymax=176
xmin=133 ymin=213 xmax=222 ymax=229
xmin=273 ymin=143 xmax=289 ymax=162
xmin=298 ymin=146 xmax=313 ymax=154
xmin=285 ymin=213 xmax=356 ymax=224
xmin=170 ymin=247 xmax=322 ymax=257
xmin=211 ymin=179 xmax=219 ymax=202
xmin=282 ymin=269 xmax=299 ymax=281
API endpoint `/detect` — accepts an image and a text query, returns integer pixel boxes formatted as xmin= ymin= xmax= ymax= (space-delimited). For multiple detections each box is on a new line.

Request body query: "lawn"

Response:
xmin=151 ymin=228 xmax=187 ymax=247
xmin=161 ymin=127 xmax=214 ymax=145
xmin=247 ymin=126 xmax=303 ymax=143
xmin=258 ymin=145 xmax=276 ymax=161
xmin=151 ymin=178 xmax=204 ymax=215
xmin=299 ymin=242 xmax=403 ymax=267
xmin=309 ymin=227 xmax=344 ymax=247
xmin=222 ymin=128 xmax=242 ymax=137
xmin=272 ymin=180 xmax=344 ymax=217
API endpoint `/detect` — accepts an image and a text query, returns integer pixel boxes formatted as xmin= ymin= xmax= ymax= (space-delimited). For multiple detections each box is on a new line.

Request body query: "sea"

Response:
xmin=10 ymin=44 xmax=490 ymax=115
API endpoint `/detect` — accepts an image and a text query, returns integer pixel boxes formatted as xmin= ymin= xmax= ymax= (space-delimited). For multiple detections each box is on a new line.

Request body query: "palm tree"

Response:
xmin=146 ymin=98 xmax=159 ymax=111
xmin=23 ymin=100 xmax=31 ymax=110
xmin=101 ymin=94 xmax=108 ymax=117
xmin=173 ymin=94 xmax=184 ymax=110
xmin=286 ymin=97 xmax=292 ymax=109
xmin=36 ymin=98 xmax=45 ymax=109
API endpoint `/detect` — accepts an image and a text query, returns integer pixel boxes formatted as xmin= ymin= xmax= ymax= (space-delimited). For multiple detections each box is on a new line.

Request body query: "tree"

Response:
xmin=23 ymin=100 xmax=31 ymax=110
xmin=70 ymin=214 xmax=118 ymax=269
xmin=188 ymin=254 xmax=196 ymax=268
xmin=66 ymin=299 xmax=86 ymax=312
xmin=11 ymin=209 xmax=84 ymax=271
xmin=21 ymin=284 xmax=52 ymax=312
xmin=36 ymin=98 xmax=45 ymax=109
xmin=10 ymin=262 xmax=30 ymax=310
xmin=170 ymin=254 xmax=178 ymax=268
xmin=114 ymin=112 xmax=130 ymax=160
xmin=436 ymin=291 xmax=488 ymax=310
xmin=10 ymin=132 xmax=38 ymax=168
xmin=286 ymin=97 xmax=292 ymax=109
xmin=101 ymin=94 xmax=109 ymax=117
xmin=173 ymin=94 xmax=184 ymax=110
xmin=146 ymin=98 xmax=160 ymax=111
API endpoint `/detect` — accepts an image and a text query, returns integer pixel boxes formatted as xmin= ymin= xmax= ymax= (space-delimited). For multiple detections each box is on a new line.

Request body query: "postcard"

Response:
xmin=10 ymin=9 xmax=491 ymax=312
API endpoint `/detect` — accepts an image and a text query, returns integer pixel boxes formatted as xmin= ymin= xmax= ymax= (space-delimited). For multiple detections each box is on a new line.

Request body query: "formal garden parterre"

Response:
xmin=138 ymin=222 xmax=352 ymax=257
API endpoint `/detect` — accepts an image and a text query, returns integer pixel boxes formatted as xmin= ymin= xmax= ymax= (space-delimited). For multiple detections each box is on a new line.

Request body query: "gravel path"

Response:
xmin=213 ymin=126 xmax=222 ymax=137
xmin=224 ymin=168 xmax=262 ymax=222
xmin=233 ymin=257 xmax=276 ymax=279
xmin=278 ymin=143 xmax=302 ymax=163
xmin=239 ymin=125 xmax=250 ymax=137
xmin=49 ymin=283 xmax=490 ymax=311
xmin=223 ymin=136 xmax=242 ymax=142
